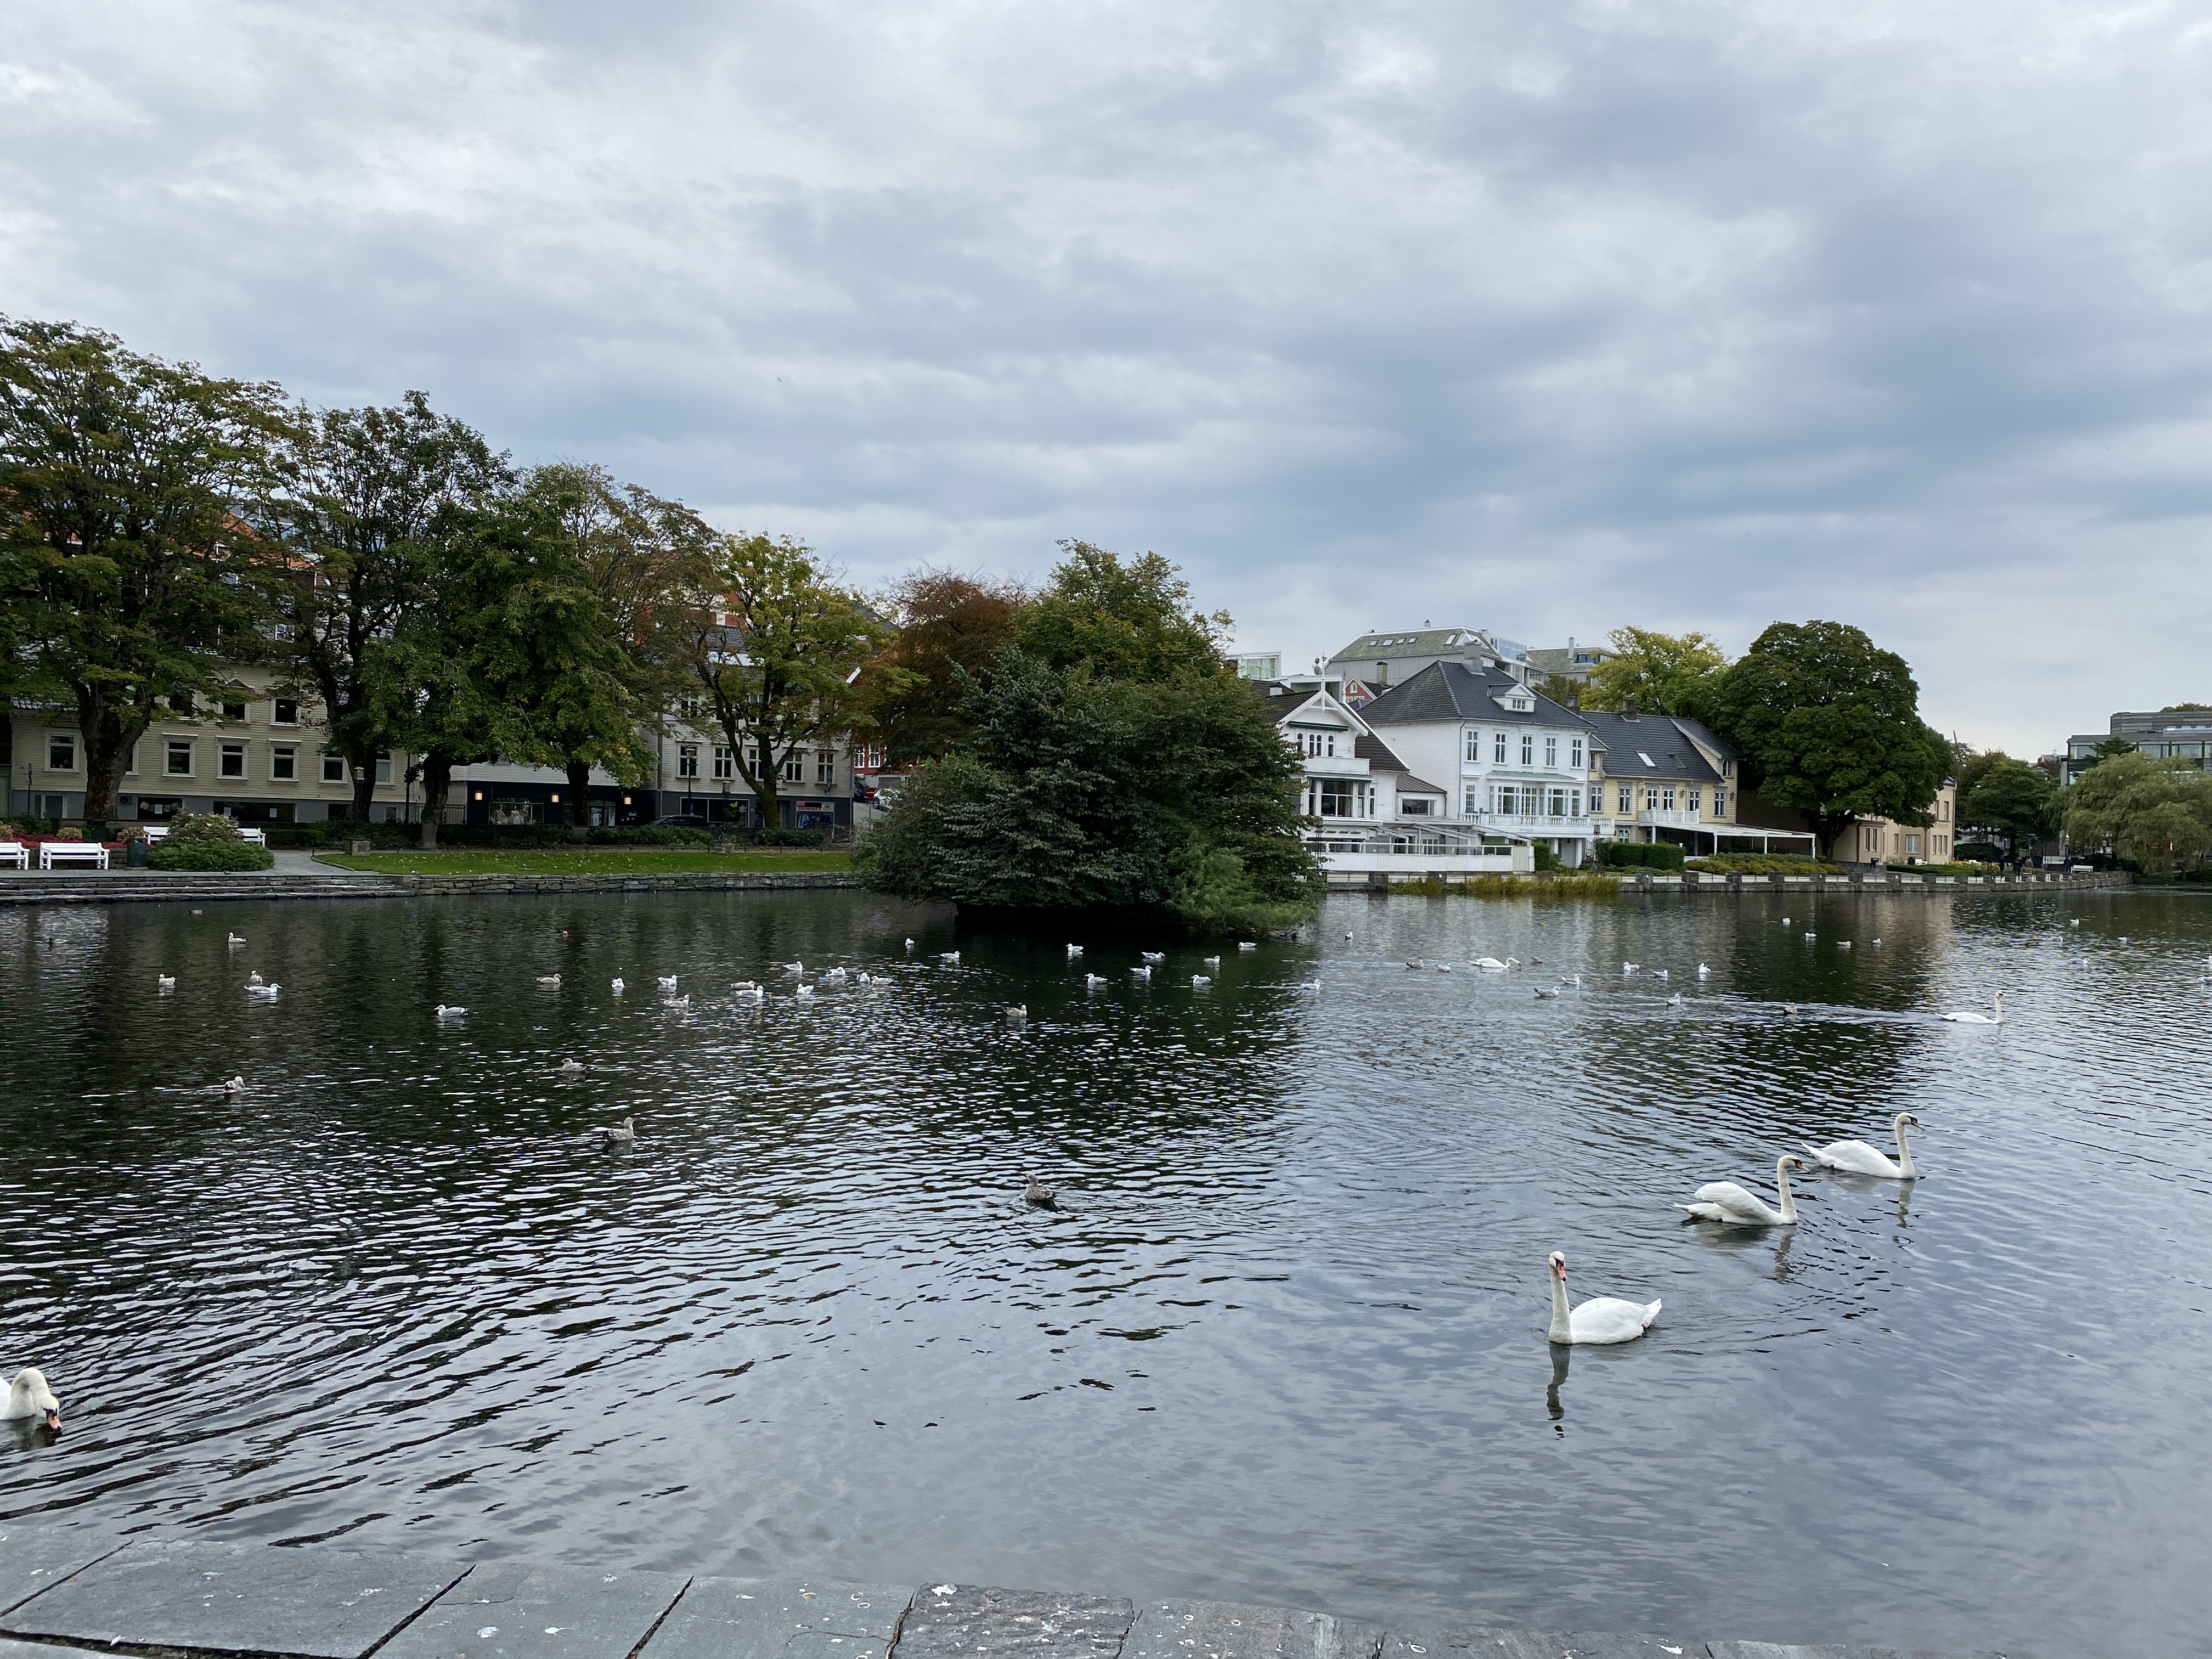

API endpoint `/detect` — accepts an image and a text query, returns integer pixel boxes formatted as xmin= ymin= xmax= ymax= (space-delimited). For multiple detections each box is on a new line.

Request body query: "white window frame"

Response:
xmin=1465 ymin=730 xmax=1481 ymax=763
xmin=1570 ymin=738 xmax=1584 ymax=770
xmin=816 ymin=749 xmax=835 ymax=786
xmin=272 ymin=698 xmax=300 ymax=726
xmin=218 ymin=741 xmax=247 ymax=780
xmin=375 ymin=752 xmax=393 ymax=785
xmin=1493 ymin=733 xmax=1506 ymax=764
xmin=166 ymin=739 xmax=195 ymax=777
xmin=47 ymin=732 xmax=78 ymax=771
xmin=1688 ymin=787 xmax=1701 ymax=813
xmin=678 ymin=743 xmax=701 ymax=779
xmin=271 ymin=746 xmax=297 ymax=782
xmin=713 ymin=745 xmax=735 ymax=780
xmin=1545 ymin=736 xmax=1558 ymax=768
xmin=1617 ymin=784 xmax=1631 ymax=813
xmin=1521 ymin=734 xmax=1534 ymax=766
xmin=321 ymin=753 xmax=347 ymax=784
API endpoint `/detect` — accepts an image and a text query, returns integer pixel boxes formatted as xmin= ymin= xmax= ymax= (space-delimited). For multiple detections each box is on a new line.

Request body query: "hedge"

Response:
xmin=1596 ymin=839 xmax=1686 ymax=870
xmin=150 ymin=840 xmax=276 ymax=872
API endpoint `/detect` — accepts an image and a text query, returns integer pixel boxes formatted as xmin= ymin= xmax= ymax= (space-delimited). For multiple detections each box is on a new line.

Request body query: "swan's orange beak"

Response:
xmin=44 ymin=1409 xmax=60 ymax=1429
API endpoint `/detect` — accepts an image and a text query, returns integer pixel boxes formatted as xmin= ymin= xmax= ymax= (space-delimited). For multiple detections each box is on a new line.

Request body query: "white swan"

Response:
xmin=1066 ymin=944 xmax=1084 ymax=958
xmin=1940 ymin=992 xmax=2005 ymax=1025
xmin=435 ymin=1004 xmax=466 ymax=1020
xmin=1142 ymin=951 xmax=1166 ymax=963
xmin=1677 ymin=1155 xmax=1809 ymax=1226
xmin=1545 ymin=1252 xmax=1661 ymax=1346
xmin=558 ymin=1058 xmax=584 ymax=1075
xmin=3 ymin=1368 xmax=62 ymax=1429
xmin=658 ymin=974 xmax=678 ymax=990
xmin=535 ymin=974 xmax=560 ymax=987
xmin=1475 ymin=957 xmax=1509 ymax=971
xmin=1006 ymin=1005 xmax=1028 ymax=1023
xmin=1802 ymin=1112 xmax=1923 ymax=1179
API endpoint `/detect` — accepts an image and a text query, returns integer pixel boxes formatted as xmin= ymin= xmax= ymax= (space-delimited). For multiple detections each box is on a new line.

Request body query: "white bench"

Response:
xmin=40 ymin=843 xmax=110 ymax=870
xmin=239 ymin=827 xmax=268 ymax=847
xmin=0 ymin=840 xmax=27 ymax=871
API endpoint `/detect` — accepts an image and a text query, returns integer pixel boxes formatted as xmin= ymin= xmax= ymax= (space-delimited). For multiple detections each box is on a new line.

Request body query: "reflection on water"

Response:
xmin=4 ymin=887 xmax=2212 ymax=1654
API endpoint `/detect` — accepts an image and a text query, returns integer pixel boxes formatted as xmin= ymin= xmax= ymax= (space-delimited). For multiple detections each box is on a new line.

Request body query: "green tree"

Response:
xmin=1536 ymin=673 xmax=1584 ymax=709
xmin=1016 ymin=540 xmax=1231 ymax=681
xmin=2062 ymin=752 xmax=2212 ymax=873
xmin=2075 ymin=736 xmax=2138 ymax=772
xmin=855 ymin=568 xmax=1029 ymax=764
xmin=1960 ymin=755 xmax=2058 ymax=857
xmin=676 ymin=534 xmax=891 ymax=827
xmin=278 ymin=392 xmax=507 ymax=824
xmin=1703 ymin=620 xmax=1952 ymax=856
xmin=1582 ymin=627 xmax=1730 ymax=716
xmin=515 ymin=463 xmax=718 ymax=833
xmin=0 ymin=317 xmax=298 ymax=827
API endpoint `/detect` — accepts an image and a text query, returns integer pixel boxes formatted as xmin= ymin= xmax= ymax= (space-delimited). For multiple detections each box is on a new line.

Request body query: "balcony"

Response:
xmin=1637 ymin=809 xmax=1706 ymax=827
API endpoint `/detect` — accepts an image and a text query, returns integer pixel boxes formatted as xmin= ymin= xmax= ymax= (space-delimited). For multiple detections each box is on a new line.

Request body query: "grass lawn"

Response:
xmin=314 ymin=848 xmax=855 ymax=876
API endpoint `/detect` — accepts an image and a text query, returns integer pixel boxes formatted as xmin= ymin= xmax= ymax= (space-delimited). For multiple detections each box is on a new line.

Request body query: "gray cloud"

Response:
xmin=5 ymin=0 xmax=2210 ymax=754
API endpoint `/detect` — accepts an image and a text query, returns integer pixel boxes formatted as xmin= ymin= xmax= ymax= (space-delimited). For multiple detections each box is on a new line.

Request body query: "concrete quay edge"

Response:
xmin=0 ymin=1527 xmax=2024 ymax=1659
xmin=0 ymin=869 xmax=864 ymax=906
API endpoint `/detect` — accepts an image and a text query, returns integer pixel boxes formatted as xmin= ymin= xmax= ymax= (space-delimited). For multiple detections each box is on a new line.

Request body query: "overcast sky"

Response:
xmin=6 ymin=2 xmax=2209 ymax=755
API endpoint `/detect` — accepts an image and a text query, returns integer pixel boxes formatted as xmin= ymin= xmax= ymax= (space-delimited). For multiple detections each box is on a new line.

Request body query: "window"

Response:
xmin=816 ymin=749 xmax=834 ymax=785
xmin=1493 ymin=733 xmax=1507 ymax=764
xmin=782 ymin=752 xmax=805 ymax=783
xmin=1687 ymin=787 xmax=1701 ymax=812
xmin=713 ymin=746 xmax=735 ymax=780
xmin=219 ymin=742 xmax=246 ymax=780
xmin=47 ymin=733 xmax=77 ymax=770
xmin=1465 ymin=730 xmax=1482 ymax=763
xmin=749 ymin=746 xmax=766 ymax=780
xmin=1547 ymin=787 xmax=1568 ymax=817
xmin=322 ymin=753 xmax=348 ymax=783
xmin=1662 ymin=787 xmax=1676 ymax=811
xmin=1402 ymin=797 xmax=1432 ymax=815
xmin=1308 ymin=778 xmax=1368 ymax=817
xmin=166 ymin=740 xmax=194 ymax=777
xmin=488 ymin=799 xmax=541 ymax=826
xmin=136 ymin=797 xmax=182 ymax=821
xmin=273 ymin=699 xmax=298 ymax=725
xmin=221 ymin=699 xmax=247 ymax=722
xmin=1464 ymin=786 xmax=1482 ymax=816
xmin=679 ymin=697 xmax=703 ymax=721
xmin=1617 ymin=785 xmax=1632 ymax=814
xmin=1570 ymin=738 xmax=1583 ymax=770
xmin=1495 ymin=783 xmax=1521 ymax=815
xmin=1716 ymin=788 xmax=1728 ymax=816
xmin=1521 ymin=734 xmax=1534 ymax=766
xmin=1906 ymin=834 xmax=1922 ymax=857
xmin=1644 ymin=786 xmax=1659 ymax=810
xmin=271 ymin=746 xmax=297 ymax=781
xmin=1545 ymin=737 xmax=1558 ymax=768
xmin=678 ymin=743 xmax=700 ymax=778
xmin=126 ymin=743 xmax=138 ymax=777
xmin=375 ymin=753 xmax=393 ymax=785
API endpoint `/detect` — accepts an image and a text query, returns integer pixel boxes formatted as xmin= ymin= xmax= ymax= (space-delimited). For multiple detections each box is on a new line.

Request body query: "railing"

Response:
xmin=1307 ymin=833 xmax=1517 ymax=859
xmin=1637 ymin=809 xmax=1706 ymax=827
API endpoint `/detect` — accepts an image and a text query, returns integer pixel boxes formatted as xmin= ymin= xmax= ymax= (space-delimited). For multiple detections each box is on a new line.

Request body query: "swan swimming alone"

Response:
xmin=3 ymin=1368 xmax=61 ymax=1430
xmin=1940 ymin=992 xmax=2005 ymax=1025
xmin=1545 ymin=1252 xmax=1661 ymax=1346
xmin=1802 ymin=1112 xmax=1924 ymax=1179
xmin=1677 ymin=1155 xmax=1810 ymax=1226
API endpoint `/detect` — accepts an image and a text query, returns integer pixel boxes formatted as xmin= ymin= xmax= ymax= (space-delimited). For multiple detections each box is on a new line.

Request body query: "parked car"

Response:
xmin=650 ymin=815 xmax=716 ymax=831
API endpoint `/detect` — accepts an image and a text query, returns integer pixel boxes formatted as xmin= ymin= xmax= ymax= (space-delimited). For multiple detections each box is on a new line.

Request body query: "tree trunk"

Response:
xmin=350 ymin=750 xmax=378 ymax=825
xmin=566 ymin=759 xmax=592 ymax=839
xmin=76 ymin=694 xmax=148 ymax=830
xmin=419 ymin=754 xmax=452 ymax=848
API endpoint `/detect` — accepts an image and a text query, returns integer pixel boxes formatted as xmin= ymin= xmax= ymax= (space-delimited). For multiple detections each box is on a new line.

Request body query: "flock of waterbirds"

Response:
xmin=129 ymin=905 xmax=2187 ymax=1351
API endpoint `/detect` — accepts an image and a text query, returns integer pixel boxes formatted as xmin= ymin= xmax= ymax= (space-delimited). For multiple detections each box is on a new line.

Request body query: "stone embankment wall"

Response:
xmin=0 ymin=1522 xmax=1983 ymax=1659
xmin=0 ymin=870 xmax=864 ymax=907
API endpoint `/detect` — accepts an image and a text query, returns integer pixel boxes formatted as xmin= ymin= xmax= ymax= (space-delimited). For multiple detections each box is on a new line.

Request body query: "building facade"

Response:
xmin=2062 ymin=710 xmax=2212 ymax=783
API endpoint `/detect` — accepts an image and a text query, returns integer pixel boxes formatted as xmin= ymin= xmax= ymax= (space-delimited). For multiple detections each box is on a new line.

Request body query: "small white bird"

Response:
xmin=156 ymin=973 xmax=177 ymax=991
xmin=1132 ymin=965 xmax=1152 ymax=980
xmin=247 ymin=984 xmax=280 ymax=1000
xmin=2119 ymin=936 xmax=2130 ymax=944
xmin=1142 ymin=951 xmax=1165 ymax=963
xmin=1192 ymin=974 xmax=1211 ymax=988
xmin=435 ymin=1004 xmax=466 ymax=1020
xmin=1804 ymin=932 xmax=1817 ymax=940
xmin=1653 ymin=967 xmax=1669 ymax=980
xmin=1696 ymin=963 xmax=1711 ymax=977
xmin=247 ymin=970 xmax=265 ymax=985
xmin=1534 ymin=986 xmax=1560 ymax=1000
xmin=795 ymin=984 xmax=815 ymax=998
xmin=1203 ymin=956 xmax=1221 ymax=969
xmin=224 ymin=1076 xmax=246 ymax=1094
xmin=905 ymin=938 xmax=916 ymax=951
xmin=823 ymin=966 xmax=848 ymax=981
xmin=734 ymin=983 xmax=765 ymax=1001
xmin=611 ymin=977 xmax=625 ymax=994
xmin=595 ymin=1116 xmax=637 ymax=1146
xmin=1085 ymin=973 xmax=1107 ymax=988
xmin=227 ymin=933 xmax=245 ymax=947
xmin=1297 ymin=980 xmax=1322 ymax=993
xmin=783 ymin=960 xmax=804 ymax=974
xmin=1006 ymin=1005 xmax=1028 ymax=1024
xmin=1239 ymin=941 xmax=1258 ymax=951
xmin=658 ymin=974 xmax=678 ymax=990
xmin=939 ymin=951 xmax=960 ymax=964
xmin=1565 ymin=973 xmax=1583 ymax=986
xmin=1782 ymin=1002 xmax=1799 ymax=1015
xmin=558 ymin=1059 xmax=584 ymax=1075
xmin=1839 ymin=940 xmax=1853 ymax=950
xmin=1872 ymin=936 xmax=1883 ymax=945
xmin=1436 ymin=962 xmax=1453 ymax=973
xmin=2070 ymin=918 xmax=2081 ymax=928
xmin=1622 ymin=963 xmax=1639 ymax=975
xmin=1781 ymin=917 xmax=1790 ymax=926
xmin=536 ymin=974 xmax=561 ymax=987
xmin=1066 ymin=944 xmax=1084 ymax=958
xmin=1667 ymin=992 xmax=1684 ymax=1006
xmin=665 ymin=992 xmax=692 ymax=1008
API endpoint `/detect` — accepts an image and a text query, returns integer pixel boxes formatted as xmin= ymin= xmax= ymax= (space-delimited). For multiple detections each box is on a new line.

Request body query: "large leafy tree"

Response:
xmin=1581 ymin=626 xmax=1730 ymax=716
xmin=1703 ymin=620 xmax=1952 ymax=856
xmin=1015 ymin=540 xmax=1231 ymax=681
xmin=1960 ymin=755 xmax=2058 ymax=857
xmin=857 ymin=544 xmax=1316 ymax=930
xmin=0 ymin=317 xmax=298 ymax=826
xmin=2062 ymin=753 xmax=2212 ymax=873
xmin=514 ymin=463 xmax=718 ymax=831
xmin=277 ymin=392 xmax=507 ymax=823
xmin=675 ymin=534 xmax=891 ymax=826
xmin=854 ymin=568 xmax=1029 ymax=764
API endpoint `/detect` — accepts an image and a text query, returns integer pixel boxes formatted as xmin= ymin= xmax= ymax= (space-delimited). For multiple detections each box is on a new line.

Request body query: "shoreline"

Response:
xmin=0 ymin=1523 xmax=2002 ymax=1659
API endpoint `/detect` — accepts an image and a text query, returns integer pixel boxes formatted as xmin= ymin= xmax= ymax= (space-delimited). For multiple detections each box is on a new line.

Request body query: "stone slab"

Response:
xmin=377 ymin=1562 xmax=692 ymax=1659
xmin=642 ymin=1577 xmax=911 ymax=1659
xmin=0 ymin=1522 xmax=128 ymax=1616
xmin=1708 ymin=1646 xmax=2019 ymax=1659
xmin=0 ymin=1538 xmax=469 ymax=1658
xmin=0 ymin=1641 xmax=111 ymax=1659
xmin=1384 ymin=1628 xmax=1702 ymax=1659
xmin=1125 ymin=1598 xmax=1385 ymax=1659
xmin=893 ymin=1584 xmax=1134 ymax=1659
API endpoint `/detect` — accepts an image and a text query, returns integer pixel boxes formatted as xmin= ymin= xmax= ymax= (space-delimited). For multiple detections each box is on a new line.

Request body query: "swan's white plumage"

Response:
xmin=1675 ymin=1156 xmax=1808 ymax=1226
xmin=1802 ymin=1113 xmax=1922 ymax=1179
xmin=1940 ymin=991 xmax=2005 ymax=1024
xmin=1545 ymin=1252 xmax=1660 ymax=1346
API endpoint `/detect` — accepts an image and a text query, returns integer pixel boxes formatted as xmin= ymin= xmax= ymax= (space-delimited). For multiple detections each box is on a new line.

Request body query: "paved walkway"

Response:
xmin=0 ymin=1525 xmax=2012 ymax=1659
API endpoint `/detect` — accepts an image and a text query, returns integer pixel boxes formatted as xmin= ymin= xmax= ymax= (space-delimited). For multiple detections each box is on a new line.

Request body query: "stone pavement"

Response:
xmin=0 ymin=1526 xmax=2023 ymax=1659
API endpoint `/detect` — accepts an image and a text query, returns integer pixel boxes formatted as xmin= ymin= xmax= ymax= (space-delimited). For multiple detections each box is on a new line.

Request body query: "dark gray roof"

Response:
xmin=1395 ymin=774 xmax=1447 ymax=795
xmin=1576 ymin=712 xmax=1722 ymax=783
xmin=1353 ymin=732 xmax=1408 ymax=771
xmin=1359 ymin=660 xmax=1583 ymax=727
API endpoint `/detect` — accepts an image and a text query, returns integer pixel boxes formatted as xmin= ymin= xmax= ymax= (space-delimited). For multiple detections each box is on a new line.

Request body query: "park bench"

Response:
xmin=38 ymin=843 xmax=110 ymax=870
xmin=0 ymin=840 xmax=27 ymax=870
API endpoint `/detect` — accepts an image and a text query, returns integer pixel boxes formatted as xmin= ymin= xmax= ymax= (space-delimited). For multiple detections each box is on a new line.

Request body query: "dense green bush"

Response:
xmin=151 ymin=840 xmax=275 ymax=871
xmin=1597 ymin=839 xmax=1686 ymax=870
xmin=1532 ymin=843 xmax=1561 ymax=872
xmin=1685 ymin=853 xmax=1842 ymax=874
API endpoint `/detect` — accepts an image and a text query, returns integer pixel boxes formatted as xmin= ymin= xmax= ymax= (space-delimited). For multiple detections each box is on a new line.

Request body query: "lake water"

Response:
xmin=3 ymin=886 xmax=2208 ymax=1653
